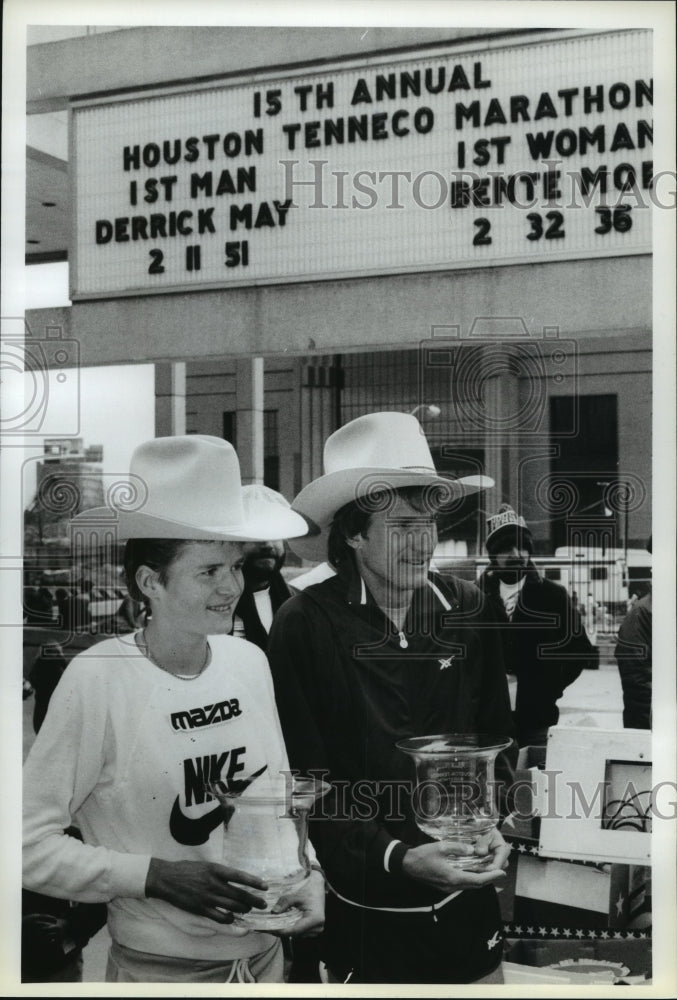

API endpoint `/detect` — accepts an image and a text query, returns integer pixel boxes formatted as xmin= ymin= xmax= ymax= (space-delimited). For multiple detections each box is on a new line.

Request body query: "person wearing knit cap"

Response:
xmin=478 ymin=504 xmax=599 ymax=747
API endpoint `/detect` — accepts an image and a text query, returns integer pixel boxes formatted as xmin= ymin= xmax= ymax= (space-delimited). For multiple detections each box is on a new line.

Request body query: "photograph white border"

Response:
xmin=2 ymin=2 xmax=675 ymax=996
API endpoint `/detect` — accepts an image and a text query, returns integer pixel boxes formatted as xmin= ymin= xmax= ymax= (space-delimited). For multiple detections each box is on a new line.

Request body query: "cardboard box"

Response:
xmin=538 ymin=727 xmax=651 ymax=865
xmin=512 ymin=854 xmax=650 ymax=931
xmin=500 ymin=770 xmax=652 ymax=934
xmin=503 ymin=937 xmax=651 ymax=984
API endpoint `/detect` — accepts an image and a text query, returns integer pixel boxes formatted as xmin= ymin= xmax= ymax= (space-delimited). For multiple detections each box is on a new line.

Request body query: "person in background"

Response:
xmin=24 ymin=647 xmax=108 ymax=983
xmin=614 ymin=536 xmax=652 ymax=730
xmin=268 ymin=412 xmax=515 ymax=985
xmin=116 ymin=593 xmax=145 ymax=633
xmin=23 ymin=601 xmax=112 ymax=983
xmin=24 ymin=585 xmax=54 ymax=626
xmin=584 ymin=591 xmax=598 ymax=642
xmin=478 ymin=504 xmax=598 ymax=748
xmin=230 ymin=486 xmax=294 ymax=651
xmin=23 ymin=436 xmax=323 ymax=984
xmin=55 ymin=584 xmax=92 ymax=634
xmin=54 ymin=587 xmax=71 ymax=631
xmin=28 ymin=640 xmax=68 ymax=734
xmin=22 ymin=863 xmax=108 ymax=983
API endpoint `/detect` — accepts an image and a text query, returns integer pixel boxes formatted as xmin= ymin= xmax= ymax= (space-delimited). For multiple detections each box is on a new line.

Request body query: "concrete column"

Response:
xmin=481 ymin=346 xmax=520 ymax=507
xmin=155 ymin=362 xmax=186 ymax=437
xmin=291 ymin=358 xmax=304 ymax=497
xmin=236 ymin=357 xmax=264 ymax=485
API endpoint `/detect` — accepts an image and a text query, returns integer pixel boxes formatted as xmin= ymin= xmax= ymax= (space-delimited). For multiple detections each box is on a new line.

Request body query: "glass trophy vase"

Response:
xmin=208 ymin=775 xmax=328 ymax=931
xmin=397 ymin=733 xmax=511 ymax=871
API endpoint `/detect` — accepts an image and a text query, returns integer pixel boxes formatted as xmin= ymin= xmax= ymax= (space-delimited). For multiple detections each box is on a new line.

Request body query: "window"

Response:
xmin=550 ymin=394 xmax=619 ymax=549
xmin=263 ymin=410 xmax=279 ymax=492
xmin=590 ymin=566 xmax=608 ymax=581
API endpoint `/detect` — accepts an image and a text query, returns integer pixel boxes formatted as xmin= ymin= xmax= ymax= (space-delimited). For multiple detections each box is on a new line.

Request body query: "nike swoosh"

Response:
xmin=217 ymin=763 xmax=269 ymax=797
xmin=169 ymin=764 xmax=270 ymax=845
xmin=169 ymin=798 xmax=225 ymax=846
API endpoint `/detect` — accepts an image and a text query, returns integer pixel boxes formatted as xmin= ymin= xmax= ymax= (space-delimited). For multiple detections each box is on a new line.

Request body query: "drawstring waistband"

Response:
xmin=226 ymin=957 xmax=256 ymax=983
xmin=329 ymin=882 xmax=461 ymax=914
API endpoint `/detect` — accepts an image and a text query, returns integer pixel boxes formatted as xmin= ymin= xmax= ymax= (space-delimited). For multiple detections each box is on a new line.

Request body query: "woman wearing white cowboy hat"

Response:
xmin=23 ymin=436 xmax=324 ymax=984
xmin=267 ymin=413 xmax=516 ymax=985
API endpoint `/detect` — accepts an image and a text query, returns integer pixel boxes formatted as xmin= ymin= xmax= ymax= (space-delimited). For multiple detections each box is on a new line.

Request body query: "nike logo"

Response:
xmin=169 ymin=798 xmax=224 ymax=846
xmin=169 ymin=763 xmax=269 ymax=846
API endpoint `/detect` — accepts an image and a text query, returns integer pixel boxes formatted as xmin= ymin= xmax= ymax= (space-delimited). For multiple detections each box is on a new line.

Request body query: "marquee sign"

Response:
xmin=70 ymin=29 xmax=653 ymax=299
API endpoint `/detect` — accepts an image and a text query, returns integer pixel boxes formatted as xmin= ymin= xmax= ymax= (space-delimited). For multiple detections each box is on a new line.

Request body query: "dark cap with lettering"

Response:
xmin=485 ymin=504 xmax=533 ymax=555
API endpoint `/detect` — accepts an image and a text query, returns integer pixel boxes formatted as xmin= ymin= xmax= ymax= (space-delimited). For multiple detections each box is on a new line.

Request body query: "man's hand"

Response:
xmin=400 ymin=829 xmax=511 ymax=894
xmin=145 ymin=858 xmax=269 ymax=924
xmin=270 ymin=869 xmax=326 ymax=937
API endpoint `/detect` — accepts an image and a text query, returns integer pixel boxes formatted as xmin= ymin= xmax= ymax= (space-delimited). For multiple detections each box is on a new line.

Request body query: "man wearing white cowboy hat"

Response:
xmin=23 ymin=436 xmax=324 ymax=984
xmin=267 ymin=412 xmax=516 ymax=985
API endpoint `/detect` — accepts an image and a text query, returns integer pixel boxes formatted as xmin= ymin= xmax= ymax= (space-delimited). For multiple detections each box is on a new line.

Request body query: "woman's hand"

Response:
xmin=400 ymin=829 xmax=511 ymax=894
xmin=270 ymin=869 xmax=326 ymax=937
xmin=145 ymin=858 xmax=269 ymax=924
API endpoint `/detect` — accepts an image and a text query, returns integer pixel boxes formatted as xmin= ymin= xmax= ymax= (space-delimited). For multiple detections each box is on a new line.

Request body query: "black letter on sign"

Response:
xmin=225 ymin=241 xmax=249 ymax=267
xmin=148 ymin=249 xmax=165 ymax=274
xmin=473 ymin=218 xmax=492 ymax=246
xmin=186 ymin=245 xmax=202 ymax=272
xmin=95 ymin=220 xmax=113 ymax=244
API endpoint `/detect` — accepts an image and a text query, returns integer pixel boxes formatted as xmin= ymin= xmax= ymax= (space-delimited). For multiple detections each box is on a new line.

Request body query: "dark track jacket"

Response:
xmin=267 ymin=563 xmax=516 ymax=910
xmin=478 ymin=565 xmax=598 ymax=746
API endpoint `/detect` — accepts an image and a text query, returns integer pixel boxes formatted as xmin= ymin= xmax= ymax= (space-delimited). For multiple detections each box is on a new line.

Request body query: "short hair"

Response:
xmin=327 ymin=485 xmax=437 ymax=569
xmin=123 ymin=539 xmax=189 ymax=607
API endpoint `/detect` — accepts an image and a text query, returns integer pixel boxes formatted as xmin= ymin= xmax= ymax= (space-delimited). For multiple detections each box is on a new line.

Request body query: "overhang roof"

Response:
xmin=26 ymin=146 xmax=68 ymax=262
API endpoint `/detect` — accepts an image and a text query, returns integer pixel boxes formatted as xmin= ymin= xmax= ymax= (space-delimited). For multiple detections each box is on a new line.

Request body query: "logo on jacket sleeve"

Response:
xmin=170 ymin=697 xmax=241 ymax=731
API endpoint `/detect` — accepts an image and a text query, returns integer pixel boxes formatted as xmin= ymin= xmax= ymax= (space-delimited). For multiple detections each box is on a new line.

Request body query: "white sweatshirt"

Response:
xmin=23 ymin=632 xmax=301 ymax=960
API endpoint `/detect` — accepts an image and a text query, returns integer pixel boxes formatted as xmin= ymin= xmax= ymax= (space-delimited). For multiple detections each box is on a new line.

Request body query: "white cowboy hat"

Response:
xmin=289 ymin=412 xmax=493 ymax=562
xmin=242 ymin=483 xmax=291 ymax=511
xmin=241 ymin=484 xmax=296 ymax=540
xmin=70 ymin=435 xmax=308 ymax=542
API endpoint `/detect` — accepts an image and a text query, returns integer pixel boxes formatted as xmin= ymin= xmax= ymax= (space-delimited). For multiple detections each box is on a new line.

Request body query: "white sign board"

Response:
xmin=538 ymin=727 xmax=652 ymax=865
xmin=71 ymin=29 xmax=653 ymax=299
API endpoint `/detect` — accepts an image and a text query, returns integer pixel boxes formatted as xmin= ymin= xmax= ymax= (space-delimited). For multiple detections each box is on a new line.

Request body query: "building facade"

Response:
xmin=25 ymin=24 xmax=654 ymax=558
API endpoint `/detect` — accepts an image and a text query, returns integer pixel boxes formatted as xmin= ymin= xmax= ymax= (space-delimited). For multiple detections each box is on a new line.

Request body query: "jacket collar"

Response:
xmin=336 ymin=559 xmax=367 ymax=606
xmin=336 ymin=558 xmax=453 ymax=613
